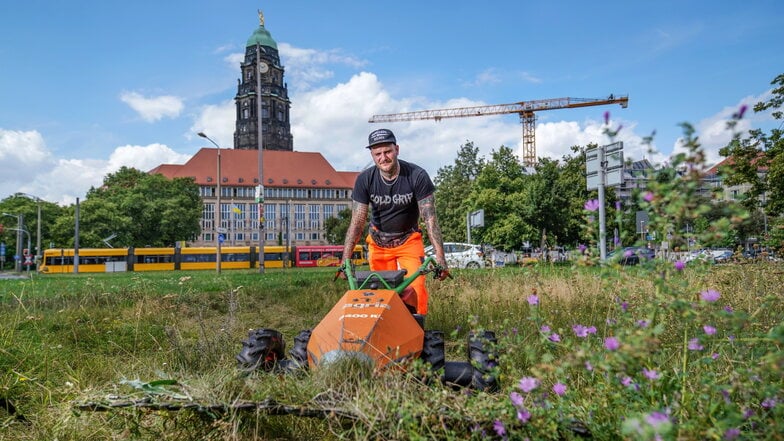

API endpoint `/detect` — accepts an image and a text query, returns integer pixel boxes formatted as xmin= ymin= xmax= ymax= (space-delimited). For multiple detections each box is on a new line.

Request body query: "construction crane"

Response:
xmin=369 ymin=95 xmax=629 ymax=166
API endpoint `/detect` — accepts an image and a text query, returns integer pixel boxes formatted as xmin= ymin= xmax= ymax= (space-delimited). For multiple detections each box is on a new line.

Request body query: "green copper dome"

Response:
xmin=246 ymin=11 xmax=277 ymax=49
xmin=246 ymin=25 xmax=277 ymax=49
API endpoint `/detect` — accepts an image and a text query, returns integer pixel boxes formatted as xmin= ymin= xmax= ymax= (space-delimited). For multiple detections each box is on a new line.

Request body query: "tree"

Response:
xmin=720 ymin=73 xmax=784 ymax=217
xmin=76 ymin=167 xmax=202 ymax=247
xmin=0 ymin=194 xmax=66 ymax=267
xmin=469 ymin=145 xmax=528 ymax=249
xmin=433 ymin=142 xmax=483 ymax=243
xmin=324 ymin=208 xmax=353 ymax=245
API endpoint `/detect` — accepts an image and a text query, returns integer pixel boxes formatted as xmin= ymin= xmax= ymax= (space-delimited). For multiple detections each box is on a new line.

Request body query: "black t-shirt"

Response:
xmin=353 ymin=160 xmax=435 ymax=234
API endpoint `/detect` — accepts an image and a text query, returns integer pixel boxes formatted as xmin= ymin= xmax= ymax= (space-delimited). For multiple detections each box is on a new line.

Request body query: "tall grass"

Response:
xmin=1 ymin=261 xmax=782 ymax=440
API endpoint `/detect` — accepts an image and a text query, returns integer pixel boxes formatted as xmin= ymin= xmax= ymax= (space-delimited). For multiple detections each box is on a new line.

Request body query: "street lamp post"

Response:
xmin=198 ymin=132 xmax=223 ymax=274
xmin=16 ymin=193 xmax=42 ymax=270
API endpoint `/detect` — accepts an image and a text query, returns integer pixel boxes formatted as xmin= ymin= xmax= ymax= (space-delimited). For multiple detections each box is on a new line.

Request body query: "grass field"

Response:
xmin=1 ymin=261 xmax=783 ymax=440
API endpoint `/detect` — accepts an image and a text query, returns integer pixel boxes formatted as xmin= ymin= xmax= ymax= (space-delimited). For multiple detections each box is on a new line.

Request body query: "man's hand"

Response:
xmin=334 ymin=265 xmax=347 ymax=281
xmin=436 ymin=268 xmax=451 ymax=281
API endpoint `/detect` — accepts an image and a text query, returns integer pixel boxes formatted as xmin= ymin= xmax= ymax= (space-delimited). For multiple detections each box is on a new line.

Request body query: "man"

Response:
xmin=342 ymin=128 xmax=449 ymax=316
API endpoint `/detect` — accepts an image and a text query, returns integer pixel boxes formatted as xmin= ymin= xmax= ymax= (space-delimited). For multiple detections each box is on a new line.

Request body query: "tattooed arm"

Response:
xmin=342 ymin=200 xmax=369 ymax=261
xmin=418 ymin=194 xmax=448 ymax=271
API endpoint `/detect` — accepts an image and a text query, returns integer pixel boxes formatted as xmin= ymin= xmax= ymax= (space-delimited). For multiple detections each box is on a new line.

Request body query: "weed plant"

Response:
xmin=2 ymin=111 xmax=782 ymax=440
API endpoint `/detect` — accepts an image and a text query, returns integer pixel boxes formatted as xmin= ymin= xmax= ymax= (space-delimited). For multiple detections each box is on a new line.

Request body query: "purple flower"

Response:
xmin=493 ymin=420 xmax=506 ymax=437
xmin=724 ymin=428 xmax=741 ymax=440
xmin=703 ymin=325 xmax=717 ymax=335
xmin=517 ymin=408 xmax=531 ymax=424
xmin=510 ymin=391 xmax=524 ymax=407
xmin=621 ymin=376 xmax=633 ymax=387
xmin=549 ymin=333 xmax=561 ymax=343
xmin=573 ymin=324 xmax=590 ymax=338
xmin=552 ymin=383 xmax=567 ymax=396
xmin=637 ymin=320 xmax=649 ymax=328
xmin=645 ymin=411 xmax=670 ymax=428
xmin=518 ymin=377 xmax=539 ymax=393
xmin=584 ymin=199 xmax=600 ymax=212
xmin=643 ymin=191 xmax=654 ymax=202
xmin=527 ymin=294 xmax=539 ymax=305
xmin=674 ymin=260 xmax=685 ymax=271
xmin=604 ymin=337 xmax=620 ymax=351
xmin=643 ymin=368 xmax=659 ymax=380
xmin=604 ymin=111 xmax=610 ymax=125
xmin=724 ymin=305 xmax=734 ymax=314
xmin=688 ymin=338 xmax=703 ymax=351
xmin=762 ymin=397 xmax=777 ymax=409
xmin=585 ymin=361 xmax=594 ymax=371
xmin=578 ymin=243 xmax=587 ymax=253
xmin=700 ymin=289 xmax=721 ymax=302
xmin=615 ymin=200 xmax=622 ymax=210
xmin=712 ymin=353 xmax=720 ymax=360
xmin=540 ymin=325 xmax=551 ymax=333
xmin=735 ymin=104 xmax=748 ymax=119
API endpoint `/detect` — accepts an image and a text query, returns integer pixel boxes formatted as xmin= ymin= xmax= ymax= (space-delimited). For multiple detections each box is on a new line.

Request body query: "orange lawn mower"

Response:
xmin=236 ymin=256 xmax=499 ymax=391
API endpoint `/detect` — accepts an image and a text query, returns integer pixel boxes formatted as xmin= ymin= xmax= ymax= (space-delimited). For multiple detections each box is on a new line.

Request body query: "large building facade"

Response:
xmin=151 ymin=11 xmax=357 ymax=247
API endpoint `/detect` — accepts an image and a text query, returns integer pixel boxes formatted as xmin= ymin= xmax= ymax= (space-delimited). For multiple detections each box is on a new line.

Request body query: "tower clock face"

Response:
xmin=258 ymin=62 xmax=269 ymax=73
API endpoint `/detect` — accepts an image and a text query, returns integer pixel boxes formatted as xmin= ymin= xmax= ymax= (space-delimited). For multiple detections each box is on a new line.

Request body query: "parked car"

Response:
xmin=712 ymin=249 xmax=734 ymax=263
xmin=425 ymin=242 xmax=486 ymax=269
xmin=608 ymin=246 xmax=655 ymax=265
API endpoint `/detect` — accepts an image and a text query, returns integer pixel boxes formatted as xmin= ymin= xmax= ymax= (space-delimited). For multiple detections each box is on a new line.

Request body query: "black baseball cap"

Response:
xmin=366 ymin=128 xmax=397 ymax=149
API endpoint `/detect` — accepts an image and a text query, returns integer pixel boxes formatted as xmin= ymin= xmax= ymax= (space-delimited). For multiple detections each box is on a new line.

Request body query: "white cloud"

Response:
xmin=278 ymin=42 xmax=368 ymax=93
xmin=120 ymin=91 xmax=185 ymax=122
xmin=0 ymin=131 xmax=191 ymax=205
xmin=672 ymin=91 xmax=773 ymax=167
xmin=190 ymin=100 xmax=236 ymax=149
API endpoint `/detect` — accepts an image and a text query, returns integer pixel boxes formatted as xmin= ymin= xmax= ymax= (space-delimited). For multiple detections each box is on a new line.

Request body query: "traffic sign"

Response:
xmin=218 ymin=233 xmax=225 ymax=244
xmin=216 ymin=227 xmax=228 ymax=234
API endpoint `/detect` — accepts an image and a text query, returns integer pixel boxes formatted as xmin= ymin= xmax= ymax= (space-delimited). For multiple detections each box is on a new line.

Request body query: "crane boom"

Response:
xmin=369 ymin=95 xmax=628 ymax=166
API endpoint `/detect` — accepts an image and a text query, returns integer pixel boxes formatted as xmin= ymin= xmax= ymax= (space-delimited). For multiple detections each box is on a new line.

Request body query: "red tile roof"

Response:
xmin=707 ymin=152 xmax=767 ymax=175
xmin=150 ymin=148 xmax=358 ymax=189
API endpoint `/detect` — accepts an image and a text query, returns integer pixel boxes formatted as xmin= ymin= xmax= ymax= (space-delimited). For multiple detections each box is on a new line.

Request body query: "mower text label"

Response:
xmin=342 ymin=302 xmax=391 ymax=310
xmin=338 ymin=313 xmax=382 ymax=321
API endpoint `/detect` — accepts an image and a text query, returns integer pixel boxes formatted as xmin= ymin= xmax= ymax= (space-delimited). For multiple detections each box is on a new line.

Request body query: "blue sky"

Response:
xmin=1 ymin=0 xmax=781 ymax=205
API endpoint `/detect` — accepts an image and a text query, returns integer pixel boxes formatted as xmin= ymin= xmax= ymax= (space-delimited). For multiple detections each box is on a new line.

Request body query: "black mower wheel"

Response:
xmin=236 ymin=328 xmax=286 ymax=372
xmin=421 ymin=330 xmax=445 ymax=371
xmin=289 ymin=329 xmax=312 ymax=368
xmin=468 ymin=331 xmax=500 ymax=392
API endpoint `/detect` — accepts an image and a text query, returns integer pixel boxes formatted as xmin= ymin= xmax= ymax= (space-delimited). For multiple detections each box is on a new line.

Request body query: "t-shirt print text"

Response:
xmin=370 ymin=192 xmax=414 ymax=206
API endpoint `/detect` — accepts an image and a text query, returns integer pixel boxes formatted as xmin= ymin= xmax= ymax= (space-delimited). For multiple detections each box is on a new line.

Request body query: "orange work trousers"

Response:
xmin=366 ymin=231 xmax=429 ymax=315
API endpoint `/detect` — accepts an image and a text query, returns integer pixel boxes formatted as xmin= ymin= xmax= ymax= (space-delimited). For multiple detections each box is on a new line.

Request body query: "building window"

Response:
xmin=310 ymin=232 xmax=319 ymax=241
xmin=250 ymin=204 xmax=259 ymax=229
xmin=337 ymin=204 xmax=348 ymax=214
xmin=294 ymin=204 xmax=305 ymax=229
xmin=324 ymin=205 xmax=334 ymax=219
xmin=266 ymin=232 xmax=276 ymax=241
xmin=265 ymin=203 xmax=276 ymax=230
xmin=309 ymin=205 xmax=320 ymax=230
xmin=295 ymin=232 xmax=305 ymax=241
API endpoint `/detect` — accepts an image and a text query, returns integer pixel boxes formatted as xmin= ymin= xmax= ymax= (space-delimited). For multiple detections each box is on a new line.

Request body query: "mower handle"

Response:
xmin=336 ymin=256 xmax=449 ymax=293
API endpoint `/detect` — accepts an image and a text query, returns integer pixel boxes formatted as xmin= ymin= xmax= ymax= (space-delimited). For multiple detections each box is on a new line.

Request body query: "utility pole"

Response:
xmin=256 ymin=43 xmax=266 ymax=274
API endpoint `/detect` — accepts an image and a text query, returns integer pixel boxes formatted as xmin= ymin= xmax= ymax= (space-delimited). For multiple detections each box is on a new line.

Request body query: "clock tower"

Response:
xmin=233 ymin=10 xmax=293 ymax=151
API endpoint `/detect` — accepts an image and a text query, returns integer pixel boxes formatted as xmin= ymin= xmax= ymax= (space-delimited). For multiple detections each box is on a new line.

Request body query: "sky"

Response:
xmin=1 ymin=1 xmax=782 ymax=205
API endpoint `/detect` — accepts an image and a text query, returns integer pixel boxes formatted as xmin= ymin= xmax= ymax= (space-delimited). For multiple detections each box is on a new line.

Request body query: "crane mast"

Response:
xmin=369 ymin=95 xmax=629 ymax=166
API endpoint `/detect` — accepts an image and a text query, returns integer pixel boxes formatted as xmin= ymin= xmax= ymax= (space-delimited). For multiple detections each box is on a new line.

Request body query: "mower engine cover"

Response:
xmin=307 ymin=288 xmax=424 ymax=370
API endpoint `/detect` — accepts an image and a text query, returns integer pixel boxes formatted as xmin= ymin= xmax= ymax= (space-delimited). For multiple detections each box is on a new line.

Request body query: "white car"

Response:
xmin=425 ymin=242 xmax=486 ymax=269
